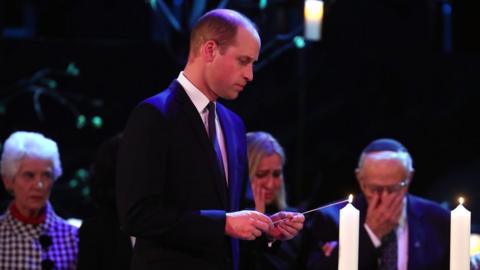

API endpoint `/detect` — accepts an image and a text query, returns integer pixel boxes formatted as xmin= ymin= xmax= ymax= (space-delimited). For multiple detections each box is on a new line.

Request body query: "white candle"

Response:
xmin=450 ymin=197 xmax=471 ymax=270
xmin=304 ymin=0 xmax=324 ymax=41
xmin=339 ymin=194 xmax=359 ymax=270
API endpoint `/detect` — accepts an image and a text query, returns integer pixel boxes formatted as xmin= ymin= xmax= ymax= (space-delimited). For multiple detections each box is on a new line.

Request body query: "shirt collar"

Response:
xmin=10 ymin=202 xmax=46 ymax=225
xmin=6 ymin=201 xmax=56 ymax=238
xmin=177 ymin=71 xmax=211 ymax=114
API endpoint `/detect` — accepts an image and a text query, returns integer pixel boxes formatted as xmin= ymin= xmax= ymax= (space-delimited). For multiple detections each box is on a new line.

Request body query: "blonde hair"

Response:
xmin=246 ymin=131 xmax=287 ymax=210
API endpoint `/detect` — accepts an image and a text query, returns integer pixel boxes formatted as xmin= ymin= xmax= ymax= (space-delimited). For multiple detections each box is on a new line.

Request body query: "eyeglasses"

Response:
xmin=362 ymin=179 xmax=410 ymax=194
xmin=39 ymin=234 xmax=54 ymax=270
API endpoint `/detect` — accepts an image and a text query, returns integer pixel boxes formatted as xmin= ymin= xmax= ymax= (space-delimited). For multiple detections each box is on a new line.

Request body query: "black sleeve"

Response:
xmin=77 ymin=219 xmax=102 ymax=270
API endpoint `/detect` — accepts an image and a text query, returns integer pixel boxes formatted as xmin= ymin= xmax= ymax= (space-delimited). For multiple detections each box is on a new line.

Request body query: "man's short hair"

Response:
xmin=189 ymin=9 xmax=258 ymax=56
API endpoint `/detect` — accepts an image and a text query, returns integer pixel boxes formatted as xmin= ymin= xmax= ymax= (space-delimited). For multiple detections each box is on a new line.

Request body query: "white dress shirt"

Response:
xmin=176 ymin=72 xmax=229 ymax=184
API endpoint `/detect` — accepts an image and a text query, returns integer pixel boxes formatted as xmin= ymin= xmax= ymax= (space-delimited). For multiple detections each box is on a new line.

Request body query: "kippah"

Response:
xmin=362 ymin=138 xmax=408 ymax=153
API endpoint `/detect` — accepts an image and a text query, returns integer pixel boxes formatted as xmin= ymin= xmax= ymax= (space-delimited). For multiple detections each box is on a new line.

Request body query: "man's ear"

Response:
xmin=354 ymin=168 xmax=361 ymax=183
xmin=355 ymin=168 xmax=365 ymax=192
xmin=201 ymin=40 xmax=217 ymax=62
xmin=408 ymin=169 xmax=415 ymax=183
xmin=2 ymin=175 xmax=13 ymax=193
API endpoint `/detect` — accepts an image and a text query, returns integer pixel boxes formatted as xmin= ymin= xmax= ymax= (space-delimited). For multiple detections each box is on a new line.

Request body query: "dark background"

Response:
xmin=0 ymin=0 xmax=479 ymax=227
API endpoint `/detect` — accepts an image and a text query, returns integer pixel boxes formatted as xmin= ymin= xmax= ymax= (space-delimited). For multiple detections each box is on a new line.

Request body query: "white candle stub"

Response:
xmin=450 ymin=197 xmax=471 ymax=270
xmin=339 ymin=194 xmax=359 ymax=270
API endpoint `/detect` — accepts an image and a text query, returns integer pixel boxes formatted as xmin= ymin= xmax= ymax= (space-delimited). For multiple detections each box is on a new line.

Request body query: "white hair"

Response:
xmin=1 ymin=131 xmax=62 ymax=180
xmin=357 ymin=150 xmax=414 ymax=173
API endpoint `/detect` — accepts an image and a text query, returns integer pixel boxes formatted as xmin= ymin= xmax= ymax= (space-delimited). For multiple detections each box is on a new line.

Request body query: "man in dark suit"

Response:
xmin=116 ymin=9 xmax=304 ymax=270
xmin=303 ymin=138 xmax=449 ymax=270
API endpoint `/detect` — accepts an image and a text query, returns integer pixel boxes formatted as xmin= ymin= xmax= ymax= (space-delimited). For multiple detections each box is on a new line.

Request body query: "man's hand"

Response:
xmin=225 ymin=210 xmax=272 ymax=240
xmin=267 ymin=211 xmax=305 ymax=241
xmin=252 ymin=182 xmax=266 ymax=213
xmin=365 ymin=191 xmax=403 ymax=239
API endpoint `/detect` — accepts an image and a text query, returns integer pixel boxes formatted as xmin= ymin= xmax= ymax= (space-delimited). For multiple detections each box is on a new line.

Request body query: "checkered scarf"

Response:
xmin=0 ymin=202 xmax=78 ymax=269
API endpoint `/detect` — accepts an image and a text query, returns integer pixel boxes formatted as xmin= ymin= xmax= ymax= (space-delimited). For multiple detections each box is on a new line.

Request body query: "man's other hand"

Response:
xmin=268 ymin=211 xmax=305 ymax=241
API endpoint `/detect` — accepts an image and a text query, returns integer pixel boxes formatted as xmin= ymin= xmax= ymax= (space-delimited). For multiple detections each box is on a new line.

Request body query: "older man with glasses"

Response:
xmin=301 ymin=138 xmax=450 ymax=270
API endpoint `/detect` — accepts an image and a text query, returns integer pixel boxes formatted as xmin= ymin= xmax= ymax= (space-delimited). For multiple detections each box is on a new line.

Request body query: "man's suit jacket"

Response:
xmin=116 ymin=80 xmax=248 ymax=270
xmin=304 ymin=194 xmax=450 ymax=270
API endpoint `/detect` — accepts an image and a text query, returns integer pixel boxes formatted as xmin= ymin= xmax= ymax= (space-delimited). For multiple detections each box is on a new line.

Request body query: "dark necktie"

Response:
xmin=207 ymin=102 xmax=226 ymax=183
xmin=380 ymin=231 xmax=398 ymax=270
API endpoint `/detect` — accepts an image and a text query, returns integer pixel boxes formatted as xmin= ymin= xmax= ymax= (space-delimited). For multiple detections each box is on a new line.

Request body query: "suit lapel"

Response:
xmin=406 ymin=195 xmax=425 ymax=270
xmin=172 ymin=81 xmax=228 ymax=209
xmin=217 ymin=104 xmax=243 ymax=270
xmin=217 ymin=103 xmax=242 ymax=211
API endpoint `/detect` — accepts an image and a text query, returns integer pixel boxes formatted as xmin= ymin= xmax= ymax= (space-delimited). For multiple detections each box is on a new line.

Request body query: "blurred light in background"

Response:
xmin=294 ymin=36 xmax=306 ymax=49
xmin=76 ymin=115 xmax=86 ymax=129
xmin=91 ymin=115 xmax=103 ymax=129
xmin=304 ymin=0 xmax=323 ymax=41
xmin=66 ymin=218 xmax=82 ymax=228
xmin=259 ymin=0 xmax=268 ymax=10
xmin=472 ymin=233 xmax=480 ymax=255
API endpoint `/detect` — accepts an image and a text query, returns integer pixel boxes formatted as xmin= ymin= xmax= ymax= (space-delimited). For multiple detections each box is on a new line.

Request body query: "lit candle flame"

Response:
xmin=458 ymin=197 xmax=464 ymax=205
xmin=348 ymin=194 xmax=354 ymax=203
xmin=304 ymin=0 xmax=324 ymax=21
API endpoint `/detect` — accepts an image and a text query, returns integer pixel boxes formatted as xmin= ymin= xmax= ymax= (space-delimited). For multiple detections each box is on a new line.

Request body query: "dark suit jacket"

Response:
xmin=116 ymin=80 xmax=248 ymax=270
xmin=77 ymin=207 xmax=133 ymax=270
xmin=303 ymin=194 xmax=450 ymax=270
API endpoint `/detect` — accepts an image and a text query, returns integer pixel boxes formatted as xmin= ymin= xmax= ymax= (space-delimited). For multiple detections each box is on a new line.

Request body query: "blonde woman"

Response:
xmin=247 ymin=131 xmax=289 ymax=214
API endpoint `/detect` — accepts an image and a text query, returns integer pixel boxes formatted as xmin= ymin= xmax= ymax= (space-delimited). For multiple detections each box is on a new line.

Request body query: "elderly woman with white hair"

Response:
xmin=0 ymin=131 xmax=78 ymax=270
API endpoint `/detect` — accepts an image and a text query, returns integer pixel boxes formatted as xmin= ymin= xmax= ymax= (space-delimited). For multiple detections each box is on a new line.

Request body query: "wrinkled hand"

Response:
xmin=225 ymin=210 xmax=272 ymax=240
xmin=365 ymin=192 xmax=403 ymax=239
xmin=252 ymin=182 xmax=266 ymax=213
xmin=268 ymin=211 xmax=305 ymax=241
